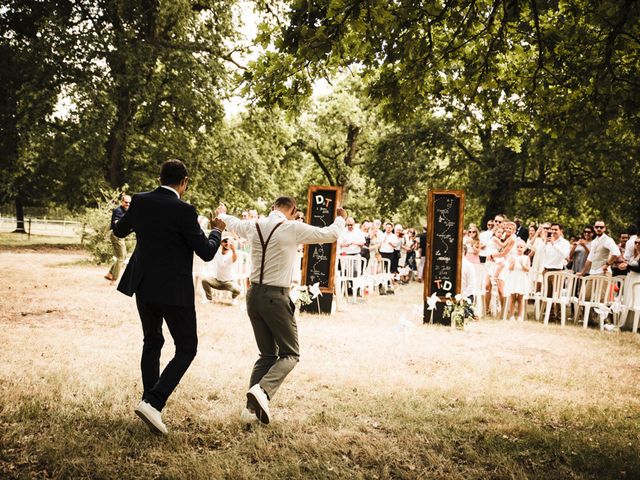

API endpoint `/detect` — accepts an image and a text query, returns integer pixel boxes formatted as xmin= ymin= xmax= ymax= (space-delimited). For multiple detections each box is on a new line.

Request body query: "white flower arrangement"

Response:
xmin=443 ymin=292 xmax=476 ymax=328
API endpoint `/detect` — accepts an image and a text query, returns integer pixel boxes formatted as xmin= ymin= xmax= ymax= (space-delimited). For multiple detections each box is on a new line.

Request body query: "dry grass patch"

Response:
xmin=1 ymin=250 xmax=639 ymax=479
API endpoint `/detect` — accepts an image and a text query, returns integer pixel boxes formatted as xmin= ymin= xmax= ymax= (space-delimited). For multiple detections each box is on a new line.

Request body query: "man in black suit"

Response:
xmin=514 ymin=217 xmax=529 ymax=242
xmin=114 ymin=159 xmax=225 ymax=435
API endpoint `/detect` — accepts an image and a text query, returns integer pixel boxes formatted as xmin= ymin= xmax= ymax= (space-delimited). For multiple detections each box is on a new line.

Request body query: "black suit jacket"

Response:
xmin=114 ymin=187 xmax=221 ymax=307
xmin=516 ymin=226 xmax=529 ymax=242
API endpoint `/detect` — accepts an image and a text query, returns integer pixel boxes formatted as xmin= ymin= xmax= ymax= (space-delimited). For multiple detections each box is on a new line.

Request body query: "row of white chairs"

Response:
xmin=481 ymin=270 xmax=639 ymax=332
xmin=334 ymin=255 xmax=395 ymax=306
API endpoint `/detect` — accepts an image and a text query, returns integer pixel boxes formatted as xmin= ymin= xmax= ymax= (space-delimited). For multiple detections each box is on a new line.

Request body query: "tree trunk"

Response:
xmin=481 ymin=148 xmax=520 ymax=226
xmin=105 ymin=90 xmax=133 ymax=188
xmin=13 ymin=194 xmax=25 ymax=233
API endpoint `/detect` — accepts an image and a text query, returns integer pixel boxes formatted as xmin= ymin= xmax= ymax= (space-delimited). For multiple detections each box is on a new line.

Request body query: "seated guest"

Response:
xmin=201 ymin=236 xmax=241 ymax=305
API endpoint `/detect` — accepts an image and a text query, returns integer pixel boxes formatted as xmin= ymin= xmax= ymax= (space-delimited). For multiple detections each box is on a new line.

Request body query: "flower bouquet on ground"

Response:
xmin=443 ymin=293 xmax=477 ymax=329
xmin=289 ymin=282 xmax=322 ymax=310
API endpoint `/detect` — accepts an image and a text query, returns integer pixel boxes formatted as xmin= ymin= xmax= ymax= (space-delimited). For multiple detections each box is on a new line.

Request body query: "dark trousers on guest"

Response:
xmin=135 ymin=296 xmax=198 ymax=411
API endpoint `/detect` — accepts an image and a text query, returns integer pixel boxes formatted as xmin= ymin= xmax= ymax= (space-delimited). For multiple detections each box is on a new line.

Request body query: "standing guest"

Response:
xmin=416 ymin=224 xmax=427 ymax=282
xmin=611 ymin=232 xmax=630 ymax=276
xmin=104 ymin=194 xmax=131 ymax=284
xmin=506 ymin=240 xmax=531 ymax=321
xmin=339 ymin=217 xmax=366 ymax=255
xmin=623 ymin=224 xmax=638 ymax=262
xmin=461 ymin=244 xmax=478 ymax=299
xmin=404 ymin=228 xmax=418 ymax=273
xmin=394 ymin=224 xmax=405 ymax=274
xmin=569 ymin=226 xmax=594 ymax=274
xmin=542 ymin=223 xmax=570 ymax=274
xmin=380 ymin=222 xmax=400 ymax=274
xmin=622 ymin=238 xmax=640 ymax=328
xmin=359 ymin=220 xmax=372 ymax=262
xmin=514 ymin=217 xmax=529 ymax=242
xmin=201 ymin=236 xmax=241 ymax=305
xmin=217 ymin=198 xmax=346 ymax=425
xmin=478 ymin=219 xmax=496 ymax=264
xmin=114 ymin=159 xmax=225 ymax=435
xmin=527 ymin=223 xmax=548 ymax=291
xmin=489 ymin=221 xmax=517 ymax=313
xmin=464 ymin=224 xmax=481 ymax=264
xmin=578 ymin=220 xmax=621 ymax=277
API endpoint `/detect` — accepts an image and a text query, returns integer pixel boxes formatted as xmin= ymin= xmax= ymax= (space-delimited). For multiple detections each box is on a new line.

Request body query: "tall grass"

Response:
xmin=1 ymin=250 xmax=639 ymax=479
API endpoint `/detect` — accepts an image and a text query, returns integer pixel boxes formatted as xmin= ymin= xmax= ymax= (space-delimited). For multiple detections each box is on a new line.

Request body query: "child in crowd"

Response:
xmin=507 ymin=240 xmax=531 ymax=321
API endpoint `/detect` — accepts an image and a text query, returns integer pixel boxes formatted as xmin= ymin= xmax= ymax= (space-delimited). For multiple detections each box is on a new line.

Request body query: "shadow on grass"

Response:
xmin=1 ymin=393 xmax=639 ymax=479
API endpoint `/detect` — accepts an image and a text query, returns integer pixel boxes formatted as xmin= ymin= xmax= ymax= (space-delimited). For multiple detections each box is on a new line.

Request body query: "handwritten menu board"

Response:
xmin=423 ymin=190 xmax=465 ymax=323
xmin=301 ymin=186 xmax=341 ymax=313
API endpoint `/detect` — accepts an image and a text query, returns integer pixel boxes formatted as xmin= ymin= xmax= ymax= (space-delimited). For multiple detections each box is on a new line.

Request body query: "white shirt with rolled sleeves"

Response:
xmin=220 ymin=210 xmax=345 ymax=288
xmin=587 ymin=233 xmax=621 ymax=275
xmin=339 ymin=228 xmax=366 ymax=255
xmin=542 ymin=237 xmax=571 ymax=270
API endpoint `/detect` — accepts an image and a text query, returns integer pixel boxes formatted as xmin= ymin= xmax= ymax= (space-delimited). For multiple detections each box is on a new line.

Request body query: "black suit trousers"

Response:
xmin=135 ymin=296 xmax=198 ymax=411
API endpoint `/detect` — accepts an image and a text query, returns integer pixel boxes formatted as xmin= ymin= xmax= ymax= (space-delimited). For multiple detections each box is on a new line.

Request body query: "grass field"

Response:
xmin=1 ymin=248 xmax=639 ymax=479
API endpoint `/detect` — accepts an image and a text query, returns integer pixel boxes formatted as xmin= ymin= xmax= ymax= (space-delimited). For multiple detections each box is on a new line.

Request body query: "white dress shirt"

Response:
xmin=339 ymin=228 xmax=366 ymax=255
xmin=542 ymin=236 xmax=571 ymax=269
xmin=624 ymin=235 xmax=637 ymax=261
xmin=479 ymin=229 xmax=494 ymax=258
xmin=220 ymin=210 xmax=345 ymax=288
xmin=587 ymin=233 xmax=621 ymax=275
xmin=379 ymin=232 xmax=400 ymax=253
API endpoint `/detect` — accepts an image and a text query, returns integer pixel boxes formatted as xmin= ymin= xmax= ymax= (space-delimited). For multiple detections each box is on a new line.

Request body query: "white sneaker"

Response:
xmin=246 ymin=384 xmax=270 ymax=424
xmin=135 ymin=400 xmax=168 ymax=435
xmin=240 ymin=407 xmax=259 ymax=425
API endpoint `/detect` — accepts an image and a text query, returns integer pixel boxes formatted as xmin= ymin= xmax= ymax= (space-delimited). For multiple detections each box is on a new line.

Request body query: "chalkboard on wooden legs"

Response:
xmin=300 ymin=186 xmax=342 ymax=314
xmin=423 ymin=190 xmax=465 ymax=325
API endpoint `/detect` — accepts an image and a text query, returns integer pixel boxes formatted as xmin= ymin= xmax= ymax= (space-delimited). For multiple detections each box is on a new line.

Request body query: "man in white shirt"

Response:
xmin=579 ymin=220 xmax=621 ymax=276
xmin=201 ymin=236 xmax=241 ymax=305
xmin=217 ymin=197 xmax=346 ymax=425
xmin=624 ymin=224 xmax=638 ymax=261
xmin=542 ymin=222 xmax=571 ymax=272
xmin=379 ymin=222 xmax=400 ymax=273
xmin=338 ymin=217 xmax=366 ymax=255
xmin=478 ymin=218 xmax=496 ymax=263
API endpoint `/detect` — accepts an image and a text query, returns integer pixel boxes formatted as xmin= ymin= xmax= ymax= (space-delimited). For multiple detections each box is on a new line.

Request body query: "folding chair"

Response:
xmin=576 ymin=275 xmax=613 ymax=329
xmin=539 ymin=271 xmax=578 ymax=326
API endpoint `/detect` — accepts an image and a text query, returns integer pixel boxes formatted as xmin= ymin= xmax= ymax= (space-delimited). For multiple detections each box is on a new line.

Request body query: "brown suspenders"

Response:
xmin=255 ymin=221 xmax=285 ymax=285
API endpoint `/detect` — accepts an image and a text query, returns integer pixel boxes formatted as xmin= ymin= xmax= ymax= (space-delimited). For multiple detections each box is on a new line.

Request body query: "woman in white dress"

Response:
xmin=506 ymin=240 xmax=531 ymax=321
xmin=527 ymin=223 xmax=549 ymax=293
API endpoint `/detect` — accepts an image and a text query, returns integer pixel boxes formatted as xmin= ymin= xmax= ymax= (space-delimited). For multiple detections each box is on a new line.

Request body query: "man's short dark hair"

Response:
xmin=273 ymin=196 xmax=297 ymax=211
xmin=160 ymin=159 xmax=188 ymax=185
xmin=551 ymin=222 xmax=563 ymax=230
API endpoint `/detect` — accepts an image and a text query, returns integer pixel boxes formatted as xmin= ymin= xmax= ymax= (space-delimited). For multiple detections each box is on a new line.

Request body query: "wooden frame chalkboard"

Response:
xmin=423 ymin=190 xmax=465 ymax=322
xmin=301 ymin=186 xmax=342 ymax=311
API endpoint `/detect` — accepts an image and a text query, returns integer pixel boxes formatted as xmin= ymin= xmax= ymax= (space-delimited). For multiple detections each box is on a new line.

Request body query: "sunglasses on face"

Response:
xmin=635 ymin=240 xmax=640 ymax=244
xmin=594 ymin=226 xmax=605 ymax=229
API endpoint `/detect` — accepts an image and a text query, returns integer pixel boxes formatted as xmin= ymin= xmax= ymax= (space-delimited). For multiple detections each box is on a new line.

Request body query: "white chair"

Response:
xmin=575 ymin=275 xmax=613 ymax=329
xmin=374 ymin=258 xmax=394 ymax=293
xmin=336 ymin=255 xmax=366 ymax=303
xmin=608 ymin=276 xmax=626 ymax=327
xmin=538 ymin=271 xmax=578 ymax=326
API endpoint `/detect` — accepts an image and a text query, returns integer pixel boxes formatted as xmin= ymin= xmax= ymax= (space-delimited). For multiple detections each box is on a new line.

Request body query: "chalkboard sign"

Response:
xmin=301 ymin=186 xmax=341 ymax=313
xmin=423 ymin=190 xmax=465 ymax=324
